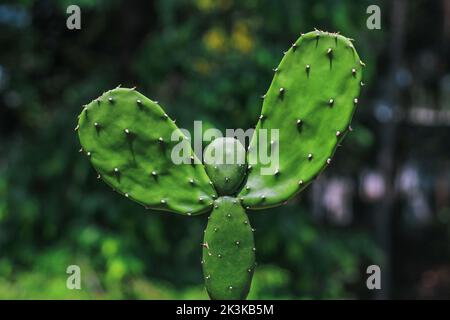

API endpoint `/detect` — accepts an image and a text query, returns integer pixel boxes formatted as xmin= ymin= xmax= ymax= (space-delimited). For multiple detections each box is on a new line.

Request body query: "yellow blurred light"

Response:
xmin=203 ymin=27 xmax=227 ymax=52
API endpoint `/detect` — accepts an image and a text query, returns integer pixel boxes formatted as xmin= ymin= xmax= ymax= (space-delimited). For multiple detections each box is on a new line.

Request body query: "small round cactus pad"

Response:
xmin=76 ymin=30 xmax=363 ymax=300
xmin=203 ymin=137 xmax=247 ymax=196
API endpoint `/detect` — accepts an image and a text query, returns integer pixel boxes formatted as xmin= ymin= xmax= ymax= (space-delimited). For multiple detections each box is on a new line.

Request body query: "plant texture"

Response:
xmin=76 ymin=30 xmax=364 ymax=300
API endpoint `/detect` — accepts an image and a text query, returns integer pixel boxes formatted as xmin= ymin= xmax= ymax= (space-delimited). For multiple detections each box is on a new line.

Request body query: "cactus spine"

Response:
xmin=76 ymin=30 xmax=363 ymax=300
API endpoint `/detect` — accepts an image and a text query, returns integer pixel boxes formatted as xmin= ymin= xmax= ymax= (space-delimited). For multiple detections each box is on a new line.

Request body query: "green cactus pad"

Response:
xmin=202 ymin=197 xmax=255 ymax=300
xmin=77 ymin=87 xmax=217 ymax=215
xmin=239 ymin=30 xmax=363 ymax=209
xmin=203 ymin=137 xmax=247 ymax=196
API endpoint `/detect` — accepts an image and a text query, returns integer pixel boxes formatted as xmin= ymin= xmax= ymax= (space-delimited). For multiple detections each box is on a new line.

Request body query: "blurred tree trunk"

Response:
xmin=375 ymin=0 xmax=408 ymax=299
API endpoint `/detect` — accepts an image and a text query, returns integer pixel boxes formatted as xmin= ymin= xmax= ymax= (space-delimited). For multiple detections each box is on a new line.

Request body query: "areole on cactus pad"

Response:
xmin=76 ymin=30 xmax=364 ymax=300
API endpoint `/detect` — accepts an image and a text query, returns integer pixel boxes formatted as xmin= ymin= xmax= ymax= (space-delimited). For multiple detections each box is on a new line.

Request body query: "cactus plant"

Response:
xmin=76 ymin=30 xmax=363 ymax=300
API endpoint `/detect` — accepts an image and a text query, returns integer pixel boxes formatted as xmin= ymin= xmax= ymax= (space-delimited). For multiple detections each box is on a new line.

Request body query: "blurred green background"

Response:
xmin=0 ymin=0 xmax=449 ymax=299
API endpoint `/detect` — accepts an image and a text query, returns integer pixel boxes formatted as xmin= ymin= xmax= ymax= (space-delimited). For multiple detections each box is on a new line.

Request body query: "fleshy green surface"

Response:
xmin=202 ymin=197 xmax=255 ymax=300
xmin=77 ymin=87 xmax=216 ymax=215
xmin=240 ymin=30 xmax=363 ymax=209
xmin=203 ymin=137 xmax=247 ymax=196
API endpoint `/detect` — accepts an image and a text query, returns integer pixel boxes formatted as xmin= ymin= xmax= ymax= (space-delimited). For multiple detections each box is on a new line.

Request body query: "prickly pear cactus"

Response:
xmin=76 ymin=30 xmax=363 ymax=300
xmin=241 ymin=30 xmax=363 ymax=209
xmin=202 ymin=197 xmax=255 ymax=299
xmin=76 ymin=87 xmax=216 ymax=215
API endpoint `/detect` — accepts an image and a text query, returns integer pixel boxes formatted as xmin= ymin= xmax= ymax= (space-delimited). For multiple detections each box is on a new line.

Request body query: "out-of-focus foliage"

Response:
xmin=1 ymin=0 xmax=448 ymax=299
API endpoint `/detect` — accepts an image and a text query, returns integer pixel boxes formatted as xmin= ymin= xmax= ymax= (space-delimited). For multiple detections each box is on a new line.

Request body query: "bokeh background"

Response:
xmin=0 ymin=0 xmax=449 ymax=299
